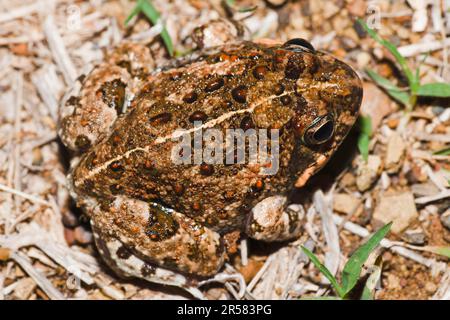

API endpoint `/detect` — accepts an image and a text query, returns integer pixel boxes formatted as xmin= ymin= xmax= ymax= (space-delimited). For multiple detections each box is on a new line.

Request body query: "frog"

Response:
xmin=58 ymin=22 xmax=362 ymax=298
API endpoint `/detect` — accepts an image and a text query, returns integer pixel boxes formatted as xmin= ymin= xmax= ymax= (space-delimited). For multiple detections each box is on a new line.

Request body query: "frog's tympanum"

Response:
xmin=59 ymin=23 xmax=362 ymax=297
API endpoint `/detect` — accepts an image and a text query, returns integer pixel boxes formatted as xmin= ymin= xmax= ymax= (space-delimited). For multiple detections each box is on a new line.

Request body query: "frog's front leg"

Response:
xmin=89 ymin=196 xmax=225 ymax=286
xmin=58 ymin=43 xmax=154 ymax=152
xmin=245 ymin=196 xmax=306 ymax=242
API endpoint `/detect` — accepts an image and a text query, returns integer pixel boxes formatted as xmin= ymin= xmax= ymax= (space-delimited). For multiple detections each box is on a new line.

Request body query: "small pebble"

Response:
xmin=333 ymin=193 xmax=362 ymax=215
xmin=356 ymin=52 xmax=371 ymax=69
xmin=0 ymin=248 xmax=11 ymax=261
xmin=431 ymin=106 xmax=445 ymax=116
xmin=401 ymin=229 xmax=426 ymax=245
xmin=441 ymin=210 xmax=450 ymax=231
xmin=74 ymin=226 xmax=94 ymax=245
xmin=372 ymin=191 xmax=418 ymax=233
xmin=62 ymin=211 xmax=79 ymax=228
xmin=385 ymin=132 xmax=406 ymax=174
xmin=346 ymin=0 xmax=367 ymax=17
xmin=64 ymin=228 xmax=76 ymax=246
xmin=356 ymin=155 xmax=383 ymax=192
xmin=425 ymin=282 xmax=437 ymax=294
xmin=386 ymin=118 xmax=399 ymax=129
xmin=340 ymin=172 xmax=356 ymax=187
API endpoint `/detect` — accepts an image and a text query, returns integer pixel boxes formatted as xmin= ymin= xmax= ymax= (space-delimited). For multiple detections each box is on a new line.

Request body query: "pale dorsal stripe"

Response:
xmin=76 ymin=90 xmax=295 ymax=186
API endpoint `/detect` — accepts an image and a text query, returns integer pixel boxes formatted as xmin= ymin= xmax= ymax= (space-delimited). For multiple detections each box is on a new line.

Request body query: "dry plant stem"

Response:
xmin=432 ymin=269 xmax=450 ymax=300
xmin=415 ymin=164 xmax=450 ymax=204
xmin=314 ymin=190 xmax=340 ymax=282
xmin=0 ymin=1 xmax=44 ymax=23
xmin=10 ymin=251 xmax=65 ymax=300
xmin=246 ymin=255 xmax=275 ymax=293
xmin=11 ymin=72 xmax=23 ymax=235
xmin=240 ymin=238 xmax=248 ymax=266
xmin=0 ymin=222 xmax=99 ymax=285
xmin=199 ymin=265 xmax=246 ymax=300
xmin=414 ymin=132 xmax=450 ymax=143
xmin=43 ymin=15 xmax=77 ymax=85
xmin=0 ymin=183 xmax=52 ymax=207
xmin=398 ymin=38 xmax=450 ymax=57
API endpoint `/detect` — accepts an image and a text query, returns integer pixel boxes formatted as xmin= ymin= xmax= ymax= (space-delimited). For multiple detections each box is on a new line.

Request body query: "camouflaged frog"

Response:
xmin=58 ymin=22 xmax=362 ymax=298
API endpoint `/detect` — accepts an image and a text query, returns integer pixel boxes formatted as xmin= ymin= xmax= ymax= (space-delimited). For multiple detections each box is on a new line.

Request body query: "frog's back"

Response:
xmin=72 ymin=40 xmax=362 ymax=231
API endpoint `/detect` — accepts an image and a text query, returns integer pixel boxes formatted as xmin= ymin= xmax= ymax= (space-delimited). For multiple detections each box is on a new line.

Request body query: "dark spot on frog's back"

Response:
xmin=189 ymin=110 xmax=208 ymax=123
xmin=280 ymin=95 xmax=292 ymax=105
xmin=205 ymin=77 xmax=224 ymax=92
xmin=149 ymin=112 xmax=172 ymax=125
xmin=183 ymin=91 xmax=198 ymax=104
xmin=240 ymin=116 xmax=254 ymax=130
xmin=253 ymin=65 xmax=268 ymax=80
xmin=200 ymin=163 xmax=214 ymax=176
xmin=108 ymin=161 xmax=124 ymax=178
xmin=173 ymin=183 xmax=184 ymax=195
xmin=109 ymin=184 xmax=123 ymax=195
xmin=284 ymin=55 xmax=305 ymax=80
xmin=99 ymin=79 xmax=126 ymax=114
xmin=274 ymin=83 xmax=285 ymax=96
xmin=231 ymin=85 xmax=248 ymax=103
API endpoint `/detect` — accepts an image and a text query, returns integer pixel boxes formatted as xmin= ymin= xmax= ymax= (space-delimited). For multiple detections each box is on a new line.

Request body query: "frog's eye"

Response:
xmin=303 ymin=115 xmax=335 ymax=146
xmin=282 ymin=38 xmax=315 ymax=52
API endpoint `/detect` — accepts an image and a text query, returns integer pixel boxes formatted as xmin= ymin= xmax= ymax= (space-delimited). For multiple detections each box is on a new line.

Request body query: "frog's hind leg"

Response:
xmin=91 ymin=225 xmax=205 ymax=299
xmin=89 ymin=196 xmax=225 ymax=298
xmin=245 ymin=195 xmax=307 ymax=242
xmin=59 ymin=43 xmax=155 ymax=153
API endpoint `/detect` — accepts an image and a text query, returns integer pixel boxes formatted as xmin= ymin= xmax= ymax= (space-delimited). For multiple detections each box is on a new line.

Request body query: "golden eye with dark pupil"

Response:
xmin=303 ymin=115 xmax=335 ymax=146
xmin=282 ymin=38 xmax=315 ymax=52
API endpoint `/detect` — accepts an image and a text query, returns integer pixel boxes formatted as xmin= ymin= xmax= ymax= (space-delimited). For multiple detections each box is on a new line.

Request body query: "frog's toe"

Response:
xmin=245 ymin=196 xmax=306 ymax=242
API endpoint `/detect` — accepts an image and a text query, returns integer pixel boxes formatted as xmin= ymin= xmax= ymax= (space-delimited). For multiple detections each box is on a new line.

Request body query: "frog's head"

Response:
xmin=274 ymin=39 xmax=363 ymax=187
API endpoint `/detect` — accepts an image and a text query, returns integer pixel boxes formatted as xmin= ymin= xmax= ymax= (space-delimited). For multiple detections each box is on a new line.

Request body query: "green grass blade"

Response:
xmin=425 ymin=246 xmax=450 ymax=258
xmin=125 ymin=0 xmax=144 ymax=25
xmin=341 ymin=222 xmax=392 ymax=296
xmin=417 ymin=83 xmax=450 ymax=97
xmin=433 ymin=146 xmax=450 ymax=156
xmin=358 ymin=115 xmax=372 ymax=136
xmin=357 ymin=116 xmax=372 ymax=162
xmin=358 ymin=134 xmax=370 ymax=162
xmin=301 ymin=246 xmax=345 ymax=298
xmin=358 ymin=19 xmax=416 ymax=90
xmin=366 ymin=69 xmax=410 ymax=105
xmin=125 ymin=0 xmax=174 ymax=57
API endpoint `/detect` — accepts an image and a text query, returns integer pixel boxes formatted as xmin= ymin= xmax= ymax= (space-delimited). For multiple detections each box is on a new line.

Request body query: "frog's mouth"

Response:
xmin=294 ymin=154 xmax=328 ymax=188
